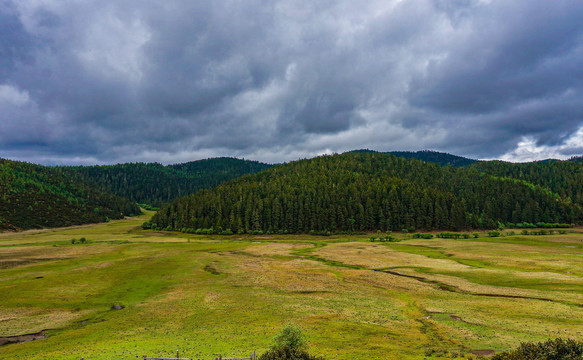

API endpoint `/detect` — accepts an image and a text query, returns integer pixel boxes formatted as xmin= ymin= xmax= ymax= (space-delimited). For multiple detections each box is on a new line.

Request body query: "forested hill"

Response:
xmin=148 ymin=152 xmax=581 ymax=234
xmin=471 ymin=160 xmax=583 ymax=208
xmin=390 ymin=150 xmax=477 ymax=167
xmin=63 ymin=157 xmax=272 ymax=207
xmin=0 ymin=158 xmax=140 ymax=231
xmin=351 ymin=149 xmax=477 ymax=167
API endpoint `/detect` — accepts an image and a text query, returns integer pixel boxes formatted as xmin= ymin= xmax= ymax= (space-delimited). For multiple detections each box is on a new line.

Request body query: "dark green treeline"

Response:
xmin=149 ymin=152 xmax=580 ymax=233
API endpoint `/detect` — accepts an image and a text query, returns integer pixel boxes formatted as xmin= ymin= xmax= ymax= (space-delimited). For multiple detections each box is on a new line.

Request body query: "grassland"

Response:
xmin=1 ymin=214 xmax=583 ymax=359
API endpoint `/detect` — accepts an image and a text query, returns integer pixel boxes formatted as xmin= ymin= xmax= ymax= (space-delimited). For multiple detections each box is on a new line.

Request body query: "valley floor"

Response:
xmin=1 ymin=215 xmax=583 ymax=359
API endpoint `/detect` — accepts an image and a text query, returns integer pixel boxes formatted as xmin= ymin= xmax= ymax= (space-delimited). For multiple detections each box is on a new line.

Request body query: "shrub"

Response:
xmin=437 ymin=232 xmax=462 ymax=239
xmin=260 ymin=324 xmax=324 ymax=360
xmin=492 ymin=338 xmax=583 ymax=360
xmin=412 ymin=233 xmax=434 ymax=239
xmin=488 ymin=231 xmax=501 ymax=237
xmin=271 ymin=324 xmax=307 ymax=352
xmin=220 ymin=228 xmax=234 ymax=235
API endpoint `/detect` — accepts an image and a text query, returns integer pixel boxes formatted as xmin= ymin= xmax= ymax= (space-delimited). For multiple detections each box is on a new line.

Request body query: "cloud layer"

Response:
xmin=1 ymin=0 xmax=583 ymax=164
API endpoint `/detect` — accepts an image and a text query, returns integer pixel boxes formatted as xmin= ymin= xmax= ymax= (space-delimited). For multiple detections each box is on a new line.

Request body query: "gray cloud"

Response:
xmin=1 ymin=0 xmax=583 ymax=165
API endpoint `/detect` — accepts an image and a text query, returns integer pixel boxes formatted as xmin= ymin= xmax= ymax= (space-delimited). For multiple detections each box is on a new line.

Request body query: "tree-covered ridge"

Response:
xmin=389 ymin=150 xmax=478 ymax=167
xmin=351 ymin=149 xmax=477 ymax=167
xmin=149 ymin=152 xmax=579 ymax=234
xmin=471 ymin=160 xmax=583 ymax=208
xmin=63 ymin=157 xmax=272 ymax=207
xmin=0 ymin=158 xmax=140 ymax=231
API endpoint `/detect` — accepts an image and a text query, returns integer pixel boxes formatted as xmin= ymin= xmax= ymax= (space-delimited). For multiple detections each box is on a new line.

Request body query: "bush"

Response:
xmin=412 ymin=233 xmax=434 ymax=239
xmin=381 ymin=235 xmax=399 ymax=242
xmin=488 ymin=231 xmax=501 ymax=237
xmin=437 ymin=232 xmax=462 ymax=239
xmin=516 ymin=222 xmax=572 ymax=229
xmin=271 ymin=324 xmax=307 ymax=352
xmin=260 ymin=324 xmax=324 ymax=360
xmin=492 ymin=338 xmax=583 ymax=360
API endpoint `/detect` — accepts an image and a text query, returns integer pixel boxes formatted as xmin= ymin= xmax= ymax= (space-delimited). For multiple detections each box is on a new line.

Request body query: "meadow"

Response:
xmin=1 ymin=213 xmax=583 ymax=359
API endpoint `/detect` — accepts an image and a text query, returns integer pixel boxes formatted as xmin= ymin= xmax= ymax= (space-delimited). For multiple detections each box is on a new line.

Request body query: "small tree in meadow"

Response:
xmin=271 ymin=324 xmax=307 ymax=352
xmin=259 ymin=324 xmax=323 ymax=360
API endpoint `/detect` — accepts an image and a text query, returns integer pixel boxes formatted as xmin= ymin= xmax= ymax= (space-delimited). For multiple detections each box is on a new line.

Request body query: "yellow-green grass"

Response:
xmin=1 ymin=220 xmax=583 ymax=359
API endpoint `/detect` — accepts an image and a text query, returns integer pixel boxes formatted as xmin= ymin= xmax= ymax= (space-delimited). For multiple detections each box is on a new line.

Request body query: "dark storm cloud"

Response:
xmin=0 ymin=4 xmax=35 ymax=80
xmin=1 ymin=0 xmax=583 ymax=164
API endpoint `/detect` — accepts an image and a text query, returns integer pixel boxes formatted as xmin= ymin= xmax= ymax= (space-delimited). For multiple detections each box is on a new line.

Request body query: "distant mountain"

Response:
xmin=63 ymin=157 xmax=272 ymax=207
xmin=149 ymin=152 xmax=580 ymax=234
xmin=350 ymin=149 xmax=477 ymax=167
xmin=0 ymin=158 xmax=140 ymax=231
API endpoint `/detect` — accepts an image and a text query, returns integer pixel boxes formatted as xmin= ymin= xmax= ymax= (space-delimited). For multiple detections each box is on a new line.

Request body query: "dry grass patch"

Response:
xmin=0 ymin=308 xmax=92 ymax=337
xmin=316 ymin=242 xmax=470 ymax=272
xmin=244 ymin=242 xmax=312 ymax=257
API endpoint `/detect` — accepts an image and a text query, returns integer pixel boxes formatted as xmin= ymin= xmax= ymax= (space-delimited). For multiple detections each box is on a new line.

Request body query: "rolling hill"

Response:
xmin=63 ymin=157 xmax=272 ymax=208
xmin=0 ymin=158 xmax=140 ymax=231
xmin=350 ymin=149 xmax=477 ymax=167
xmin=0 ymin=157 xmax=272 ymax=231
xmin=148 ymin=152 xmax=580 ymax=233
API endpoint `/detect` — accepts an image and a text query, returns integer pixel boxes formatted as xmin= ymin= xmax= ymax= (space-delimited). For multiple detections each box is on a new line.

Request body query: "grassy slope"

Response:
xmin=1 ymin=217 xmax=583 ymax=359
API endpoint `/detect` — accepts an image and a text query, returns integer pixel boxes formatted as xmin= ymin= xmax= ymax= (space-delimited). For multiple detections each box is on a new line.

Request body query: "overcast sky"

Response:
xmin=1 ymin=0 xmax=583 ymax=165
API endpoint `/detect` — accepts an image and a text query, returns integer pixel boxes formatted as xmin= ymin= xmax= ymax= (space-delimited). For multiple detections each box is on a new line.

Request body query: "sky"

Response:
xmin=1 ymin=0 xmax=583 ymax=165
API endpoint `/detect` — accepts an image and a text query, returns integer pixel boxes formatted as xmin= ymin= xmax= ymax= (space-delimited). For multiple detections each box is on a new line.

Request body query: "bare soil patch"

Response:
xmin=471 ymin=349 xmax=496 ymax=357
xmin=0 ymin=330 xmax=46 ymax=346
